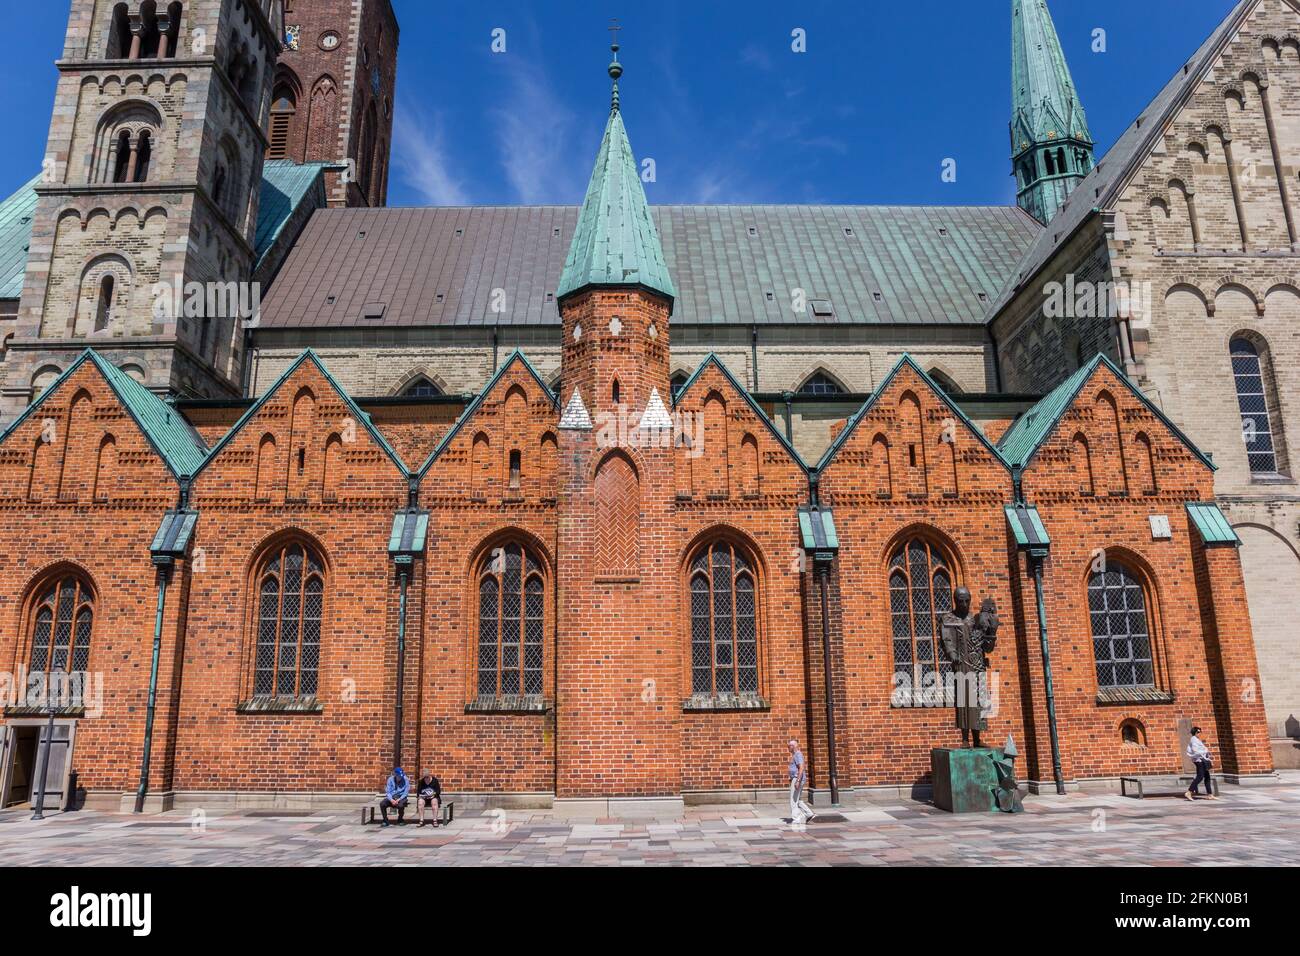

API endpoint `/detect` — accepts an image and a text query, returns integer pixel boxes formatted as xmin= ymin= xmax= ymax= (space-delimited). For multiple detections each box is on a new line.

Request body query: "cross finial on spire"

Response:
xmin=607 ymin=19 xmax=622 ymax=113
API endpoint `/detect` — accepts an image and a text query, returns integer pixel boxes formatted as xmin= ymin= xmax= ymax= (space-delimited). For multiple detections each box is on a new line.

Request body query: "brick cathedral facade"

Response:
xmin=0 ymin=0 xmax=1288 ymax=811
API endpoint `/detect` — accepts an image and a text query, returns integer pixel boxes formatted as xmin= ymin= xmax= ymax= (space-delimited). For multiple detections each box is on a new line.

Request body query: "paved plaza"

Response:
xmin=1 ymin=775 xmax=1298 ymax=866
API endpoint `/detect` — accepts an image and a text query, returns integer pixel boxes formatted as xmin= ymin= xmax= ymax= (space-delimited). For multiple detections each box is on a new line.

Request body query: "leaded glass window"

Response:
xmin=1088 ymin=564 xmax=1154 ymax=689
xmin=401 ymin=377 xmax=442 ymax=399
xmin=253 ymin=543 xmax=324 ymax=697
xmin=29 ymin=578 xmax=93 ymax=675
xmin=798 ymin=372 xmax=845 ymax=396
xmin=477 ymin=543 xmax=544 ymax=698
xmin=889 ymin=538 xmax=954 ymax=688
xmin=689 ymin=541 xmax=759 ymax=696
xmin=1230 ymin=338 xmax=1280 ymax=475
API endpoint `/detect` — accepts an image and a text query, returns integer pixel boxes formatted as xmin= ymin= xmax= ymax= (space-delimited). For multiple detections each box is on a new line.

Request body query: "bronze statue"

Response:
xmin=939 ymin=587 xmax=1000 ymax=748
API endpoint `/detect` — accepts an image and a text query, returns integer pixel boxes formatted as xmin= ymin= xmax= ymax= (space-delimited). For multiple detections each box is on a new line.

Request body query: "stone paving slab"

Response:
xmin=0 ymin=785 xmax=1298 ymax=866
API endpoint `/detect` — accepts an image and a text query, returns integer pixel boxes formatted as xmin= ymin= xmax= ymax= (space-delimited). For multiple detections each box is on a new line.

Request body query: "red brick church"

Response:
xmin=0 ymin=1 xmax=1278 ymax=813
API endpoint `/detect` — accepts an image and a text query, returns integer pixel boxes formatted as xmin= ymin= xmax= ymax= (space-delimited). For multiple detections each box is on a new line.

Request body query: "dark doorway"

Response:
xmin=5 ymin=727 xmax=39 ymax=806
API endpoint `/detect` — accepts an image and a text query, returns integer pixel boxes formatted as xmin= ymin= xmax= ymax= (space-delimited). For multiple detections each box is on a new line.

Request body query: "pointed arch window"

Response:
xmin=688 ymin=540 xmax=760 ymax=697
xmin=400 ymin=376 xmax=442 ymax=398
xmin=1230 ymin=337 xmax=1286 ymax=476
xmin=888 ymin=537 xmax=955 ymax=688
xmin=927 ymin=369 xmax=962 ymax=395
xmin=476 ymin=543 xmax=545 ymax=699
xmin=670 ymin=372 xmax=689 ymax=400
xmin=28 ymin=577 xmax=94 ymax=677
xmin=268 ymin=84 xmax=296 ymax=160
xmin=798 ymin=372 xmax=845 ymax=396
xmin=252 ymin=542 xmax=324 ymax=698
xmin=1088 ymin=563 xmax=1154 ymax=690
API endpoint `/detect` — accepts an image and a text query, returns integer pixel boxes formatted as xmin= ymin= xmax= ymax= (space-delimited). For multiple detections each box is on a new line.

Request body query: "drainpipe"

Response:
xmin=750 ymin=324 xmax=760 ymax=391
xmin=390 ymin=478 xmax=423 ymax=770
xmin=136 ymin=479 xmax=194 ymax=813
xmin=491 ymin=326 xmax=500 ymax=373
xmin=392 ymin=565 xmax=409 ymax=768
xmin=1030 ymin=558 xmax=1065 ymax=794
xmin=782 ymin=391 xmax=794 ymax=443
xmin=1013 ymin=467 xmax=1065 ymax=795
xmin=807 ymin=475 xmax=840 ymax=806
xmin=134 ymin=564 xmax=170 ymax=813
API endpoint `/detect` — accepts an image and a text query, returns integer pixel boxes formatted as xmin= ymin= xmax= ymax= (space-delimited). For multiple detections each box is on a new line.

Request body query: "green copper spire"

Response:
xmin=1010 ymin=0 xmax=1094 ymax=224
xmin=557 ymin=40 xmax=675 ymax=305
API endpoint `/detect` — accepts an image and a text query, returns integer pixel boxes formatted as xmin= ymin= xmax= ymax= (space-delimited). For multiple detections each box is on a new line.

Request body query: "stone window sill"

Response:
xmin=682 ymin=693 xmax=770 ymax=712
xmin=464 ymin=694 xmax=550 ymax=714
xmin=1096 ymin=687 xmax=1174 ymax=706
xmin=236 ymin=696 xmax=324 ymax=714
xmin=1249 ymin=474 xmax=1296 ymax=486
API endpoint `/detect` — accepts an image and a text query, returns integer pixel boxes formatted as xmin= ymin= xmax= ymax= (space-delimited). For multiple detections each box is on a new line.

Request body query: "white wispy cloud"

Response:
xmin=392 ymin=106 xmax=469 ymax=205
xmin=490 ymin=61 xmax=582 ymax=203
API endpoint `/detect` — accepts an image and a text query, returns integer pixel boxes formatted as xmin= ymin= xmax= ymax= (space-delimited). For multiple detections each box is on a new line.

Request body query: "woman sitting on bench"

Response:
xmin=416 ymin=769 xmax=442 ymax=827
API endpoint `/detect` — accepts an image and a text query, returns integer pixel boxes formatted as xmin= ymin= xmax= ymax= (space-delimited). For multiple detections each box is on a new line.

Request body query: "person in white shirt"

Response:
xmin=787 ymin=739 xmax=816 ymax=824
xmin=1185 ymin=726 xmax=1217 ymax=800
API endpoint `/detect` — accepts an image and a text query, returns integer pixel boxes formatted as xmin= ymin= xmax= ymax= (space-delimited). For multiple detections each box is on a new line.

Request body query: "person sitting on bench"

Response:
xmin=380 ymin=766 xmax=410 ymax=826
xmin=416 ymin=769 xmax=442 ymax=827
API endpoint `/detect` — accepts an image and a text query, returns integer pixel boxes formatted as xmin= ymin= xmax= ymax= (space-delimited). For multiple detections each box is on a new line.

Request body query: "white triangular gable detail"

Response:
xmin=559 ymin=388 xmax=592 ymax=430
xmin=638 ymin=387 xmax=673 ymax=431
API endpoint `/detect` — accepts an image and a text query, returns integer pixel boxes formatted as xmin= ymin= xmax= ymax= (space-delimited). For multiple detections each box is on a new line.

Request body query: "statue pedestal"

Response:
xmin=930 ymin=747 xmax=1002 ymax=813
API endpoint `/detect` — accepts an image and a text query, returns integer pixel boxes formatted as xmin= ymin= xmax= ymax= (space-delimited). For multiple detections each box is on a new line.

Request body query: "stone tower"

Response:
xmin=0 ymin=0 xmax=284 ymax=423
xmin=554 ymin=44 xmax=683 ymax=807
xmin=271 ymin=0 xmax=399 ymax=206
xmin=1010 ymin=0 xmax=1094 ymax=224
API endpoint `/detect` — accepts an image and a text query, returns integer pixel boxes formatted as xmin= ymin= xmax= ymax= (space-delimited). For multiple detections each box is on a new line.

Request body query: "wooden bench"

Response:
xmin=1120 ymin=774 xmax=1220 ymax=799
xmin=362 ymin=796 xmax=454 ymax=826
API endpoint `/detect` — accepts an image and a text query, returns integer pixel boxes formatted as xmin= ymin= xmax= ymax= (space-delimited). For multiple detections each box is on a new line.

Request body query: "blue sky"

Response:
xmin=0 ymin=0 xmax=1238 ymax=207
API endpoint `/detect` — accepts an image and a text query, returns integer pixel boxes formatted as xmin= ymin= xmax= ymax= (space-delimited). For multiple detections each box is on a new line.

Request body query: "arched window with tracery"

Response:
xmin=1231 ymin=336 xmax=1288 ymax=476
xmin=688 ymin=539 xmax=760 ymax=697
xmin=889 ymin=536 xmax=955 ymax=687
xmin=28 ymin=576 xmax=94 ymax=676
xmin=252 ymin=541 xmax=324 ymax=698
xmin=797 ymin=371 xmax=846 ymax=396
xmin=1088 ymin=562 xmax=1155 ymax=690
xmin=400 ymin=376 xmax=441 ymax=398
xmin=476 ymin=542 xmax=545 ymax=699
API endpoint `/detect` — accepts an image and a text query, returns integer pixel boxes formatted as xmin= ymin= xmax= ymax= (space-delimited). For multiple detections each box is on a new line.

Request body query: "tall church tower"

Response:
xmin=272 ymin=0 xmax=398 ymax=206
xmin=1010 ymin=0 xmax=1094 ymax=224
xmin=553 ymin=42 xmax=683 ymax=806
xmin=0 ymin=0 xmax=285 ymax=422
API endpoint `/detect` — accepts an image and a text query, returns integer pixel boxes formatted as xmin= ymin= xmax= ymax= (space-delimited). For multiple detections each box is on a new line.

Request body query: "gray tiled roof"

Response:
xmin=985 ymin=0 xmax=1254 ymax=320
xmin=0 ymin=175 xmax=40 ymax=300
xmin=256 ymin=204 xmax=1041 ymax=328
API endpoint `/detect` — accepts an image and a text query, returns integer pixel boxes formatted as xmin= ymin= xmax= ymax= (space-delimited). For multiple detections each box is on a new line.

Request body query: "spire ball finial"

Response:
xmin=607 ymin=19 xmax=623 ymax=110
